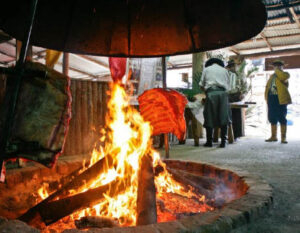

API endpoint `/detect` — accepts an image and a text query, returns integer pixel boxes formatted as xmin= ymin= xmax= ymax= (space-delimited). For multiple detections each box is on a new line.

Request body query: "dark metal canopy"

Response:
xmin=0 ymin=0 xmax=266 ymax=57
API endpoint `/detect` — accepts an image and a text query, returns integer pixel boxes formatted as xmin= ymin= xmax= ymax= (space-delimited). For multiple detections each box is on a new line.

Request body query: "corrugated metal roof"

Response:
xmin=228 ymin=0 xmax=300 ymax=58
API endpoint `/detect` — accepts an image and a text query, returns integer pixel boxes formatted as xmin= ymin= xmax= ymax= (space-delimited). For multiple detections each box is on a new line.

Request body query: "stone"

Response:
xmin=0 ymin=220 xmax=40 ymax=233
xmin=219 ymin=208 xmax=247 ymax=229
xmin=130 ymin=224 xmax=160 ymax=233
xmin=226 ymin=193 xmax=272 ymax=223
xmin=155 ymin=221 xmax=189 ymax=233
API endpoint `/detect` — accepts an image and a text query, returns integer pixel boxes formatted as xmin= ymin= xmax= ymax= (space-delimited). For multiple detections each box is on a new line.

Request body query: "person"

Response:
xmin=183 ymin=94 xmax=205 ymax=146
xmin=265 ymin=59 xmax=291 ymax=144
xmin=226 ymin=59 xmax=248 ymax=102
xmin=199 ymin=58 xmax=230 ymax=148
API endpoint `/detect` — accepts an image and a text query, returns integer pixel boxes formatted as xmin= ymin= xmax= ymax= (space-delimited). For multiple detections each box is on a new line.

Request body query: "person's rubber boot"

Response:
xmin=280 ymin=124 xmax=288 ymax=144
xmin=219 ymin=125 xmax=227 ymax=148
xmin=204 ymin=127 xmax=213 ymax=147
xmin=265 ymin=124 xmax=278 ymax=142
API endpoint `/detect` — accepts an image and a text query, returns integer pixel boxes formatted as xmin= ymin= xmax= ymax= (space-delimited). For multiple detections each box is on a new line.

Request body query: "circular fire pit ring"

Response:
xmin=0 ymin=158 xmax=273 ymax=233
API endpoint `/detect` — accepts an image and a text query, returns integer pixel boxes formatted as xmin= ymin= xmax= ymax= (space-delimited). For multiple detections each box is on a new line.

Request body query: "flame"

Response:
xmin=38 ymin=83 xmax=211 ymax=228
xmin=37 ymin=183 xmax=50 ymax=200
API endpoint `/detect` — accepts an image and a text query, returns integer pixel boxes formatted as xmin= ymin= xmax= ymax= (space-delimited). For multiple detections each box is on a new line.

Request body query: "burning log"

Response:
xmin=167 ymin=168 xmax=217 ymax=191
xmin=23 ymin=178 xmax=127 ymax=228
xmin=39 ymin=179 xmax=127 ymax=226
xmin=75 ymin=216 xmax=119 ymax=229
xmin=136 ymin=154 xmax=157 ymax=225
xmin=18 ymin=151 xmax=117 ymax=224
xmin=157 ymin=167 xmax=215 ymax=199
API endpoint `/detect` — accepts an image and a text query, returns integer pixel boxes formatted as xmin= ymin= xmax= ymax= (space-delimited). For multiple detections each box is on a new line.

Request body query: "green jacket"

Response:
xmin=265 ymin=68 xmax=292 ymax=105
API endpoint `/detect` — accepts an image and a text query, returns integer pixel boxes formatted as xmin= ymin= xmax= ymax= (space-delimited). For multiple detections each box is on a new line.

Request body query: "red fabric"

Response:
xmin=138 ymin=88 xmax=188 ymax=141
xmin=109 ymin=57 xmax=127 ymax=83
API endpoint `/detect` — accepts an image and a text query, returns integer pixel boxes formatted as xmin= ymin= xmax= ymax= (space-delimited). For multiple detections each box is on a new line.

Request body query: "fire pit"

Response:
xmin=0 ymin=82 xmax=273 ymax=233
xmin=0 ymin=158 xmax=273 ymax=233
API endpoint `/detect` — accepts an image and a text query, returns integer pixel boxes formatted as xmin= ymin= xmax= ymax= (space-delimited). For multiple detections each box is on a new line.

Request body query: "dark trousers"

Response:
xmin=206 ymin=126 xmax=227 ymax=143
xmin=268 ymin=94 xmax=287 ymax=125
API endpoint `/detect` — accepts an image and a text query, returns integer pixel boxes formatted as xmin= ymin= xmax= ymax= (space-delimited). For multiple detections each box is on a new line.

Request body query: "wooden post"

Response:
xmin=164 ymin=134 xmax=169 ymax=158
xmin=228 ymin=124 xmax=234 ymax=144
xmin=162 ymin=56 xmax=169 ymax=158
xmin=192 ymin=53 xmax=206 ymax=139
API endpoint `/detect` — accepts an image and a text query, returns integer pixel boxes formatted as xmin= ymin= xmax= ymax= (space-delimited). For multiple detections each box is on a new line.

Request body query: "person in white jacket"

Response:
xmin=199 ymin=58 xmax=230 ymax=148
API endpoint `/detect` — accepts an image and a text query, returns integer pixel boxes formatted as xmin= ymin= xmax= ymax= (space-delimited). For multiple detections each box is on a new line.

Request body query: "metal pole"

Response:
xmin=0 ymin=0 xmax=39 ymax=182
xmin=161 ymin=56 xmax=169 ymax=158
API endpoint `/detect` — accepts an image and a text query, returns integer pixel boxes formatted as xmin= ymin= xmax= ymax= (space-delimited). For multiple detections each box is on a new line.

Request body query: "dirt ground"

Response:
xmin=160 ymin=136 xmax=300 ymax=233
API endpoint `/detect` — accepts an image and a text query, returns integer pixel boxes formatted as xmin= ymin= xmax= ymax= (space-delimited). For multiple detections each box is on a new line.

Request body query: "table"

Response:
xmin=213 ymin=102 xmax=249 ymax=143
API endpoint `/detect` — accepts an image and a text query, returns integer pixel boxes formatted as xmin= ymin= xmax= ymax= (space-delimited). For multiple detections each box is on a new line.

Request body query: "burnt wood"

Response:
xmin=165 ymin=168 xmax=215 ymax=199
xmin=136 ymin=154 xmax=157 ymax=225
xmin=18 ymin=151 xmax=117 ymax=224
xmin=75 ymin=216 xmax=119 ymax=229
xmin=39 ymin=179 xmax=127 ymax=226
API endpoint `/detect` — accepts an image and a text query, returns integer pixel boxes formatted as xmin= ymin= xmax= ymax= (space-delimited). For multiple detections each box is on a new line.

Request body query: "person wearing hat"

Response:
xmin=199 ymin=58 xmax=230 ymax=148
xmin=265 ymin=59 xmax=292 ymax=144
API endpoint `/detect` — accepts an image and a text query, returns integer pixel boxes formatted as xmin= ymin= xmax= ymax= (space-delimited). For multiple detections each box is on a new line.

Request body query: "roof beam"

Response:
xmin=289 ymin=7 xmax=300 ymax=28
xmin=280 ymin=0 xmax=296 ymax=23
xmin=234 ymin=47 xmax=300 ymax=59
xmin=230 ymin=47 xmax=240 ymax=55
xmin=0 ymin=49 xmax=15 ymax=58
xmin=266 ymin=0 xmax=300 ymax=10
xmin=77 ymin=54 xmax=109 ymax=69
xmin=260 ymin=32 xmax=273 ymax=51
xmin=56 ymin=61 xmax=99 ymax=79
xmin=240 ymin=32 xmax=300 ymax=45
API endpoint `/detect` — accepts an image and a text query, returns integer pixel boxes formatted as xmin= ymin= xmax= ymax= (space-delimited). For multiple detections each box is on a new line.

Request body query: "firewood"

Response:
xmin=136 ymin=154 xmax=157 ymax=225
xmin=75 ymin=216 xmax=119 ymax=229
xmin=18 ymin=150 xmax=118 ymax=224
xmin=44 ymin=159 xmax=91 ymax=194
xmin=29 ymin=178 xmax=127 ymax=227
xmin=167 ymin=168 xmax=217 ymax=190
xmin=164 ymin=168 xmax=215 ymax=199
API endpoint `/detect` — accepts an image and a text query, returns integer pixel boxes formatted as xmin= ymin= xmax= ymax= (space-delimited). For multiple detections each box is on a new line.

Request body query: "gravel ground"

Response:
xmin=160 ymin=136 xmax=300 ymax=233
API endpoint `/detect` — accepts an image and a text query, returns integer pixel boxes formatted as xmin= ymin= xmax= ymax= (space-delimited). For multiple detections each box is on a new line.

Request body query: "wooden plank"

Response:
xmin=75 ymin=81 xmax=83 ymax=155
xmin=96 ymin=82 xmax=104 ymax=147
xmin=81 ymin=81 xmax=89 ymax=154
xmin=92 ymin=81 xmax=100 ymax=146
xmin=92 ymin=82 xmax=98 ymax=131
xmin=68 ymin=81 xmax=77 ymax=155
xmin=87 ymin=81 xmax=94 ymax=151
xmin=102 ymin=82 xmax=108 ymax=127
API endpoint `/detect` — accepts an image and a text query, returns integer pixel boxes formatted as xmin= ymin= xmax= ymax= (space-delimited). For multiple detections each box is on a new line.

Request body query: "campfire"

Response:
xmin=17 ymin=82 xmax=217 ymax=232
